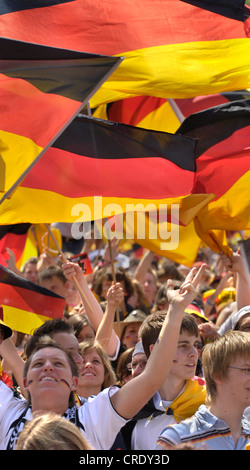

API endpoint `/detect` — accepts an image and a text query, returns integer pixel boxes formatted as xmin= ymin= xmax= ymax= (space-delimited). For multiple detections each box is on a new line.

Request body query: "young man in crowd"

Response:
xmin=156 ymin=330 xmax=250 ymax=450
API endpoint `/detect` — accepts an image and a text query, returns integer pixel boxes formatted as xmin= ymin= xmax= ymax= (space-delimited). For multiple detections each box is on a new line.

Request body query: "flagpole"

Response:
xmin=44 ymin=224 xmax=94 ymax=315
xmin=167 ymin=99 xmax=185 ymax=123
xmin=86 ymin=103 xmax=121 ymax=331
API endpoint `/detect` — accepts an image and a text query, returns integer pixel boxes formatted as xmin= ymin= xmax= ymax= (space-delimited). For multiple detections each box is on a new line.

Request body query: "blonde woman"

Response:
xmin=77 ymin=340 xmax=117 ymax=399
xmin=16 ymin=412 xmax=92 ymax=450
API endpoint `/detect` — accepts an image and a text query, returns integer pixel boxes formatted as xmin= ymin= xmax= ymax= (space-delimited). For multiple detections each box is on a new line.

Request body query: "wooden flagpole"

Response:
xmin=44 ymin=224 xmax=93 ymax=315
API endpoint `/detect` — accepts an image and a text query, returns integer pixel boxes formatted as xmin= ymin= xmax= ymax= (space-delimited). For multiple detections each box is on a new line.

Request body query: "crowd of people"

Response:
xmin=0 ymin=224 xmax=250 ymax=451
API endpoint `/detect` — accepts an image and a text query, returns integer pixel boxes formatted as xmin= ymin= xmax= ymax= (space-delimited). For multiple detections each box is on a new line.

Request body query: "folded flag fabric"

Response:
xmin=0 ymin=115 xmax=206 ymax=225
xmin=0 ymin=265 xmax=65 ymax=335
xmin=93 ymin=90 xmax=250 ymax=134
xmin=0 ymin=36 xmax=121 ymax=195
xmin=177 ymin=99 xmax=250 ymax=232
xmin=0 ymin=0 xmax=249 ymax=107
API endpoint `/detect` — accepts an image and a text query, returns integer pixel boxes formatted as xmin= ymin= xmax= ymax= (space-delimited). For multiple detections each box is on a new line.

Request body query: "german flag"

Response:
xmin=0 ymin=224 xmax=31 ymax=268
xmin=125 ymin=217 xmax=203 ymax=267
xmin=93 ymin=90 xmax=250 ymax=134
xmin=0 ymin=37 xmax=122 ymax=194
xmin=0 ymin=115 xmax=208 ymax=226
xmin=181 ymin=0 xmax=248 ymax=22
xmin=0 ymin=265 xmax=65 ymax=335
xmin=0 ymin=1 xmax=249 ymax=107
xmin=177 ymin=99 xmax=250 ymax=232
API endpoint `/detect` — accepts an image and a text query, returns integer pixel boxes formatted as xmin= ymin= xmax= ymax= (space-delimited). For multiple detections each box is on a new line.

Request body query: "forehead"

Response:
xmin=52 ymin=332 xmax=79 ymax=350
xmin=24 ymin=263 xmax=37 ymax=271
xmin=124 ymin=323 xmax=141 ymax=332
xmin=31 ymin=347 xmax=68 ymax=363
xmin=132 ymin=353 xmax=146 ymax=362
xmin=83 ymin=349 xmax=101 ymax=360
xmin=178 ymin=331 xmax=198 ymax=344
xmin=144 ymin=272 xmax=155 ymax=282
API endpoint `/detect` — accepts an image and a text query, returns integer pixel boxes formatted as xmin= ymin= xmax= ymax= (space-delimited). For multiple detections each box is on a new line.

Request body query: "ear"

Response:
xmin=23 ymin=377 xmax=30 ymax=392
xmin=71 ymin=376 xmax=78 ymax=392
xmin=213 ymin=374 xmax=223 ymax=386
xmin=149 ymin=343 xmax=155 ymax=355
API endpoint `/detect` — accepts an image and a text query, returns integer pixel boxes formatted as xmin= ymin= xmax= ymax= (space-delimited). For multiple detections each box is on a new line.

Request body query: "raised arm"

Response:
xmin=111 ymin=264 xmax=207 ymax=419
xmin=95 ymin=283 xmax=123 ymax=353
xmin=0 ymin=337 xmax=27 ymax=397
xmin=134 ymin=250 xmax=155 ymax=283
xmin=61 ymin=260 xmax=118 ymax=357
xmin=220 ymin=249 xmax=250 ymax=310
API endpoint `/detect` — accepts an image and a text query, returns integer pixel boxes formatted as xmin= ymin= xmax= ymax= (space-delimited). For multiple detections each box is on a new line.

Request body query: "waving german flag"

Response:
xmin=0 ymin=0 xmax=249 ymax=107
xmin=177 ymin=99 xmax=250 ymax=232
xmin=93 ymin=90 xmax=250 ymax=134
xmin=0 ymin=37 xmax=121 ymax=195
xmin=0 ymin=265 xmax=65 ymax=335
xmin=0 ymin=115 xmax=207 ymax=226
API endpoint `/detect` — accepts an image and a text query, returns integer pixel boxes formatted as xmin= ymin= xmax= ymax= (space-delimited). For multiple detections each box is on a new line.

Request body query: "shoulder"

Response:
xmin=157 ymin=405 xmax=209 ymax=448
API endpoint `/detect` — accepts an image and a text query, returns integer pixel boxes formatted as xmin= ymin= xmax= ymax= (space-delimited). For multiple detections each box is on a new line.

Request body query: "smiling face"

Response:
xmin=170 ymin=332 xmax=199 ymax=381
xmin=24 ymin=347 xmax=78 ymax=414
xmin=78 ymin=350 xmax=105 ymax=391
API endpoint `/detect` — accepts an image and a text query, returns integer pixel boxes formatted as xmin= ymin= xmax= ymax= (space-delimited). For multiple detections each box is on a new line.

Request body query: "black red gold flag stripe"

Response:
xmin=0 ymin=37 xmax=122 ymax=194
xmin=177 ymin=99 xmax=250 ymax=231
xmin=0 ymin=0 xmax=249 ymax=106
xmin=0 ymin=265 xmax=65 ymax=335
xmin=0 ymin=224 xmax=31 ymax=268
xmin=0 ymin=0 xmax=74 ymax=15
xmin=181 ymin=0 xmax=247 ymax=22
xmin=93 ymin=91 xmax=250 ymax=134
xmin=0 ymin=115 xmax=209 ymax=226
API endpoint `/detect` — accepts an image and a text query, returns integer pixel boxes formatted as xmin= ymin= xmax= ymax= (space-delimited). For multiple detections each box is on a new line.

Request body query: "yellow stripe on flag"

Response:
xmin=0 ymin=130 xmax=43 ymax=192
xmin=2 ymin=305 xmax=51 ymax=335
xmin=90 ymin=38 xmax=250 ymax=107
xmin=196 ymin=171 xmax=250 ymax=232
xmin=0 ymin=186 xmax=213 ymax=225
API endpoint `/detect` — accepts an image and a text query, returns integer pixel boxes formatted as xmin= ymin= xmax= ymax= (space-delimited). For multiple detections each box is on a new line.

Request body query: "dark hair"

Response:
xmin=25 ymin=318 xmax=73 ymax=358
xmin=38 ymin=265 xmax=66 ymax=284
xmin=93 ymin=266 xmax=134 ymax=300
xmin=67 ymin=313 xmax=94 ymax=340
xmin=140 ymin=312 xmax=198 ymax=358
xmin=116 ymin=347 xmax=134 ymax=386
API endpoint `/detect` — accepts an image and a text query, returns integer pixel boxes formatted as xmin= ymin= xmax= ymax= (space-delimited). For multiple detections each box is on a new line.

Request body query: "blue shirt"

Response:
xmin=156 ymin=405 xmax=250 ymax=450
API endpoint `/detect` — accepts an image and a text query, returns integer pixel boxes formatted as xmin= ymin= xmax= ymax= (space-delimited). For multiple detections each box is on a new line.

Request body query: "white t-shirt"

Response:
xmin=0 ymin=381 xmax=128 ymax=450
xmin=131 ymin=391 xmax=176 ymax=450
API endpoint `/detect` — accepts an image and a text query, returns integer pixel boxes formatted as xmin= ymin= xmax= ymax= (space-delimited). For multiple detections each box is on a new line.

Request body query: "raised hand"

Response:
xmin=106 ymin=282 xmax=124 ymax=308
xmin=166 ymin=264 xmax=207 ymax=311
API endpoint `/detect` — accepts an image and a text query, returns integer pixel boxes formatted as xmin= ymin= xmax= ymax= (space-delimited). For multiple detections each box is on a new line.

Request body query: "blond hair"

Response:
xmin=79 ymin=340 xmax=117 ymax=388
xmin=16 ymin=412 xmax=92 ymax=450
xmin=202 ymin=330 xmax=250 ymax=405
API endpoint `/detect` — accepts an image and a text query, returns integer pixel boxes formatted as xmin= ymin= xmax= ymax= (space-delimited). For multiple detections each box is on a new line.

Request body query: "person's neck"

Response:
xmin=31 ymin=399 xmax=68 ymax=416
xmin=77 ymin=384 xmax=102 ymax=399
xmin=209 ymin=399 xmax=243 ymax=446
xmin=158 ymin=376 xmax=186 ymax=402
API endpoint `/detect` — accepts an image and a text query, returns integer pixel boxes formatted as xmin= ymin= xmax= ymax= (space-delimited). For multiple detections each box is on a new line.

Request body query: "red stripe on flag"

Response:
xmin=22 ymin=148 xmax=194 ymax=199
xmin=194 ymin=126 xmax=250 ymax=197
xmin=0 ymin=1 xmax=247 ymax=55
xmin=0 ymin=74 xmax=81 ymax=148
xmin=0 ymin=283 xmax=65 ymax=319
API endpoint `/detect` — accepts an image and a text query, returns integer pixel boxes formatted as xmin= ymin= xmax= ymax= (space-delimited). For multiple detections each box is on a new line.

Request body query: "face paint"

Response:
xmin=60 ymin=378 xmax=71 ymax=390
